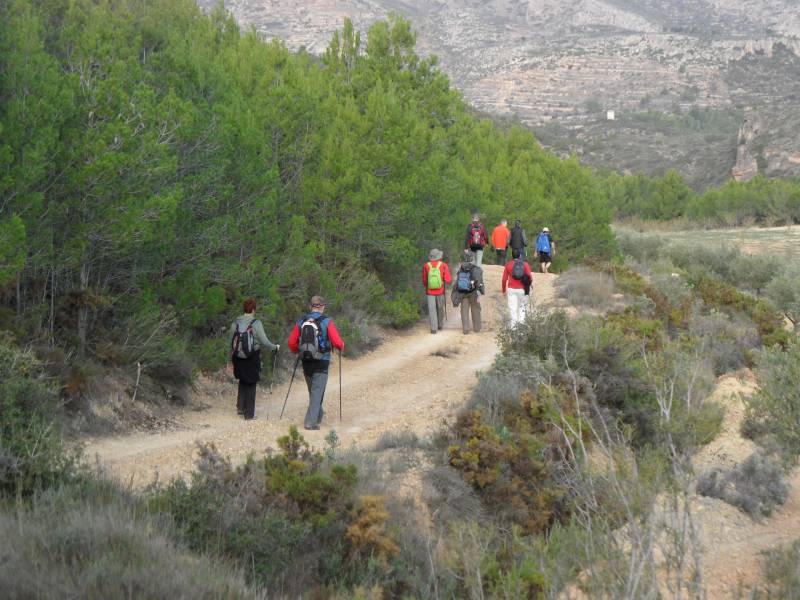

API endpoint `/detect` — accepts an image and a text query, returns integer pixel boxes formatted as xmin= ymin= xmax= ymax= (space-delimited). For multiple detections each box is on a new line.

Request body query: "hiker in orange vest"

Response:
xmin=422 ymin=248 xmax=452 ymax=334
xmin=491 ymin=218 xmax=511 ymax=265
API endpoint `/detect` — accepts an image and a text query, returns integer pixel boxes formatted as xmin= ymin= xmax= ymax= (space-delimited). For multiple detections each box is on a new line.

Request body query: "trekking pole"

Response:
xmin=280 ymin=354 xmax=301 ymax=419
xmin=338 ymin=349 xmax=342 ymax=422
xmin=266 ymin=348 xmax=279 ymax=419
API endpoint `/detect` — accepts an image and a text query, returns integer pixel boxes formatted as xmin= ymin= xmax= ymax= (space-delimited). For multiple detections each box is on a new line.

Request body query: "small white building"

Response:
xmin=606 ymin=109 xmax=616 ymax=121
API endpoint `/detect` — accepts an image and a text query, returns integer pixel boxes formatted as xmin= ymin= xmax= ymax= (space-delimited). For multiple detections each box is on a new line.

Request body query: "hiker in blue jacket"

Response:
xmin=536 ymin=227 xmax=556 ymax=274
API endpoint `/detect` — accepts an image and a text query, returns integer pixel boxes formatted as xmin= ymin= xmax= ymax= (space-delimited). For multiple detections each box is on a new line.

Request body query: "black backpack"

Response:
xmin=511 ymin=258 xmax=525 ymax=280
xmin=510 ymin=226 xmax=525 ymax=248
xmin=231 ymin=319 xmax=257 ymax=359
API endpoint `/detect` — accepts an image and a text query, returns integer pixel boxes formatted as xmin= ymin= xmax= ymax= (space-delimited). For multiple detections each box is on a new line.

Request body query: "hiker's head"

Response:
xmin=512 ymin=248 xmax=521 ymax=259
xmin=472 ymin=213 xmax=480 ymax=223
xmin=515 ymin=219 xmax=521 ymax=227
xmin=543 ymin=227 xmax=550 ymax=233
xmin=243 ymin=298 xmax=257 ymax=314
xmin=309 ymin=295 xmax=327 ymax=313
xmin=461 ymin=250 xmax=475 ymax=264
xmin=428 ymin=248 xmax=443 ymax=261
xmin=501 ymin=218 xmax=507 ymax=226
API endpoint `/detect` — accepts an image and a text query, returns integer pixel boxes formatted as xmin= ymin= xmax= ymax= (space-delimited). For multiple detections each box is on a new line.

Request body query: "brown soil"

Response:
xmin=691 ymin=371 xmax=800 ymax=598
xmin=82 ymin=266 xmax=558 ymax=487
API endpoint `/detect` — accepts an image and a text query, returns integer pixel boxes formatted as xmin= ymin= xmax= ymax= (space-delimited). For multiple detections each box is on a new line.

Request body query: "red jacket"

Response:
xmin=502 ymin=259 xmax=532 ymax=292
xmin=422 ymin=260 xmax=452 ymax=296
xmin=288 ymin=316 xmax=345 ymax=355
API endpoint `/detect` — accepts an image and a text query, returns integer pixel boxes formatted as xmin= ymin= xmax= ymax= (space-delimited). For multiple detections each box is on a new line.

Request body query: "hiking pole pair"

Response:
xmin=279 ymin=351 xmax=342 ymax=422
xmin=280 ymin=354 xmax=301 ymax=419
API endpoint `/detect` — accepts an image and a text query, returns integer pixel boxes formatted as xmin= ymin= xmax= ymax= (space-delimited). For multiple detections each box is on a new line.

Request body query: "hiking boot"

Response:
xmin=304 ymin=425 xmax=320 ymax=431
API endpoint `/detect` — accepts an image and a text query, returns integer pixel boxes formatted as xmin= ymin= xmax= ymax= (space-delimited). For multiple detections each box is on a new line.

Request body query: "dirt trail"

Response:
xmin=83 ymin=267 xmax=558 ymax=487
xmin=691 ymin=371 xmax=800 ymax=598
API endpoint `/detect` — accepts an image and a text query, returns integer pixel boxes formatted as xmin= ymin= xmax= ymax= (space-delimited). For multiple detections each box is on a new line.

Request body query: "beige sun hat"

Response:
xmin=428 ymin=248 xmax=443 ymax=261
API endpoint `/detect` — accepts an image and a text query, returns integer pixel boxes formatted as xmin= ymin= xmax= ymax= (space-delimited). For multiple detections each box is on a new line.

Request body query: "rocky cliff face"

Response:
xmin=201 ymin=0 xmax=800 ymax=188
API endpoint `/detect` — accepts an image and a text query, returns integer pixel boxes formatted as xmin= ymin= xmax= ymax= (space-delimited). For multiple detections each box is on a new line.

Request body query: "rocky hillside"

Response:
xmin=204 ymin=0 xmax=800 ymax=189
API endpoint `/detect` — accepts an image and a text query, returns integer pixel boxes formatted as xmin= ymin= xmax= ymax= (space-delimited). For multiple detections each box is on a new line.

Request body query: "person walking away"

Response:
xmin=288 ymin=296 xmax=345 ymax=430
xmin=536 ymin=227 xmax=556 ymax=274
xmin=465 ymin=214 xmax=489 ymax=267
xmin=509 ymin=219 xmax=527 ymax=259
xmin=229 ymin=298 xmax=279 ymax=420
xmin=451 ymin=251 xmax=485 ymax=334
xmin=491 ymin=218 xmax=511 ymax=265
xmin=422 ymin=248 xmax=451 ymax=334
xmin=502 ymin=249 xmax=533 ymax=327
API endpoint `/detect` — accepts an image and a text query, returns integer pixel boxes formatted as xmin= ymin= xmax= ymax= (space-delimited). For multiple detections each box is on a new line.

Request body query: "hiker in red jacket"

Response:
xmin=464 ymin=214 xmax=489 ymax=267
xmin=287 ymin=295 xmax=345 ymax=430
xmin=502 ymin=249 xmax=533 ymax=327
xmin=422 ymin=248 xmax=452 ymax=334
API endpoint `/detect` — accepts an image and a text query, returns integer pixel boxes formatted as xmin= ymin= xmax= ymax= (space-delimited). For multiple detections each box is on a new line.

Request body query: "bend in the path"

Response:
xmin=84 ymin=267 xmax=560 ymax=487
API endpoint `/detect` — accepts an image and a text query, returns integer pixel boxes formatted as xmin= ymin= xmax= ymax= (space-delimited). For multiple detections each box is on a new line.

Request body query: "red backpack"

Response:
xmin=470 ymin=225 xmax=483 ymax=248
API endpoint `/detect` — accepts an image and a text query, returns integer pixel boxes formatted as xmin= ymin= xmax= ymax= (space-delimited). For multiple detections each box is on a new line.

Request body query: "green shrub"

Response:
xmin=195 ymin=336 xmax=229 ymax=372
xmin=0 ymin=339 xmax=78 ymax=497
xmin=373 ymin=429 xmax=419 ymax=451
xmin=750 ymin=538 xmax=800 ymax=599
xmin=697 ymin=452 xmax=788 ymax=517
xmin=555 ymin=266 xmax=619 ymax=310
xmin=688 ymin=308 xmax=759 ymax=375
xmin=766 ymin=264 xmax=800 ymax=329
xmin=732 ymin=253 xmax=782 ymax=295
xmin=499 ymin=308 xmax=573 ymax=365
xmin=331 ymin=310 xmax=382 ymax=359
xmin=447 ymin=387 xmax=583 ymax=534
xmin=664 ymin=242 xmax=741 ymax=284
xmin=118 ymin=307 xmax=196 ymax=383
xmin=695 ymin=277 xmax=790 ymax=348
xmin=156 ymin=428 xmax=413 ymax=594
xmin=616 ymin=230 xmax=667 ymax=264
xmin=744 ymin=338 xmax=800 ymax=457
xmin=0 ymin=480 xmax=262 ymax=599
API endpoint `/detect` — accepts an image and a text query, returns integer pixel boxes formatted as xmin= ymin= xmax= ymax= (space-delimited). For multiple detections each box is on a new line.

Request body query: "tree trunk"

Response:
xmin=50 ymin=268 xmax=56 ymax=341
xmin=77 ymin=261 xmax=89 ymax=355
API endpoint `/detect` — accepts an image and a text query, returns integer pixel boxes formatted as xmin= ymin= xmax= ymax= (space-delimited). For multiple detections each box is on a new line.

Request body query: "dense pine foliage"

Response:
xmin=1 ymin=0 xmax=614 ymax=380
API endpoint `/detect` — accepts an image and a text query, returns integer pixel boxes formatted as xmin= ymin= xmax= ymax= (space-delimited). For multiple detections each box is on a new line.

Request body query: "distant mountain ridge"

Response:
xmin=203 ymin=0 xmax=800 ymax=188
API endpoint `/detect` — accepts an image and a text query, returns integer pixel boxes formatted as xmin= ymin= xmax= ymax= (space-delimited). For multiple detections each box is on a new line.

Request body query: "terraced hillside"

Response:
xmin=202 ymin=0 xmax=800 ymax=189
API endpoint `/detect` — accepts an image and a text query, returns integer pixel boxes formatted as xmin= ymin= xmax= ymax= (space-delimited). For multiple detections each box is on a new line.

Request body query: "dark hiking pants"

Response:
xmin=302 ymin=361 xmax=329 ymax=429
xmin=495 ymin=248 xmax=507 ymax=264
xmin=238 ymin=381 xmax=257 ymax=419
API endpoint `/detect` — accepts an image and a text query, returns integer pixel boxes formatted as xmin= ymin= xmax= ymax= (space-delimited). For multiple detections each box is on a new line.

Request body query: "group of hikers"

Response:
xmin=467 ymin=214 xmax=556 ymax=272
xmin=424 ymin=214 xmax=556 ymax=334
xmin=228 ymin=214 xmax=555 ymax=429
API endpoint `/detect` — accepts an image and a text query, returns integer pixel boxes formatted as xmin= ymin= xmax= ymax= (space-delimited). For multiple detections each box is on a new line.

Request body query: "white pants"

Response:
xmin=507 ymin=288 xmax=528 ymax=327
